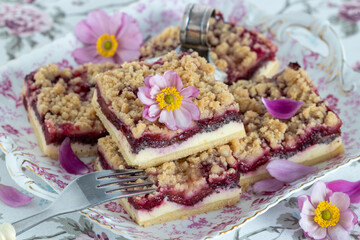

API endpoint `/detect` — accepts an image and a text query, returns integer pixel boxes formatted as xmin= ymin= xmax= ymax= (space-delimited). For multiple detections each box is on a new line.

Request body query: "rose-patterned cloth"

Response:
xmin=1 ymin=0 xmax=360 ymax=239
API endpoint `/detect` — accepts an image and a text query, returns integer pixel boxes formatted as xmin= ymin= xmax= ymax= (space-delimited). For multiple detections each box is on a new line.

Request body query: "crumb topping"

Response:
xmin=25 ymin=63 xmax=118 ymax=133
xmin=140 ymin=15 xmax=277 ymax=83
xmin=98 ymin=135 xmax=237 ymax=199
xmin=95 ymin=51 xmax=239 ymax=138
xmin=229 ymin=64 xmax=342 ymax=157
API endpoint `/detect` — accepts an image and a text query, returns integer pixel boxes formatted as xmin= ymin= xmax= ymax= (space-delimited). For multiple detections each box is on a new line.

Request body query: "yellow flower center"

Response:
xmin=96 ymin=34 xmax=118 ymax=57
xmin=156 ymin=87 xmax=183 ymax=111
xmin=313 ymin=201 xmax=340 ymax=228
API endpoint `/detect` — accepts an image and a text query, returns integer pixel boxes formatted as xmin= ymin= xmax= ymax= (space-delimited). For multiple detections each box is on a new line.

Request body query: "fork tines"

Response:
xmin=96 ymin=170 xmax=156 ymax=195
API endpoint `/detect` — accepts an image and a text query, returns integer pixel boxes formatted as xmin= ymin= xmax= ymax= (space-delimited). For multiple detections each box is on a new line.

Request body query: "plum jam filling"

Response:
xmin=96 ymin=86 xmax=241 ymax=154
xmin=23 ymin=70 xmax=107 ymax=145
xmin=238 ymin=126 xmax=341 ymax=173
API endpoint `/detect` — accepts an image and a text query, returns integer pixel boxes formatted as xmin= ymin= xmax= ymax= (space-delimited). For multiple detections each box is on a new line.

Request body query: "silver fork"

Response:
xmin=12 ymin=170 xmax=156 ymax=235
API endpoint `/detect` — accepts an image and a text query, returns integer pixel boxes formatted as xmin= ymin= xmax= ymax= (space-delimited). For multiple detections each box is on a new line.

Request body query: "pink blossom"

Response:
xmin=137 ymin=71 xmax=200 ymax=131
xmin=72 ymin=10 xmax=143 ymax=64
xmin=297 ymin=181 xmax=358 ymax=240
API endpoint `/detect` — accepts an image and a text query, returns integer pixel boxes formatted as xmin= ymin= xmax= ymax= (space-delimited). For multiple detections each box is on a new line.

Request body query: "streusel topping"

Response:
xmin=140 ymin=14 xmax=277 ymax=83
xmin=95 ymin=51 xmax=239 ymax=138
xmin=28 ymin=63 xmax=118 ymax=133
xmin=98 ymin=135 xmax=237 ymax=199
xmin=229 ymin=63 xmax=341 ymax=157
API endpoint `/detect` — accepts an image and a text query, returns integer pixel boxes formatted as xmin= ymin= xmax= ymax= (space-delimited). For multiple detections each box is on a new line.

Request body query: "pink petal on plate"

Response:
xmin=0 ymin=184 xmax=32 ymax=207
xmin=326 ymin=180 xmax=360 ymax=203
xmin=252 ymin=179 xmax=284 ymax=194
xmin=262 ymin=97 xmax=304 ymax=119
xmin=266 ymin=160 xmax=317 ymax=183
xmin=59 ymin=137 xmax=88 ymax=175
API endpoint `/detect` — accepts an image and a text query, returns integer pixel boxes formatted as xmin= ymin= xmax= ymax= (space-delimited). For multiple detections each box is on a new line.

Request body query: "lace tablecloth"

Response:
xmin=1 ymin=0 xmax=360 ymax=239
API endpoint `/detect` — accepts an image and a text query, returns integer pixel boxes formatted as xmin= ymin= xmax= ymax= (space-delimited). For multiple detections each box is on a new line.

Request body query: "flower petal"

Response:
xmin=144 ymin=76 xmax=151 ymax=88
xmin=86 ymin=10 xmax=112 ymax=36
xmin=0 ymin=184 xmax=32 ymax=207
xmin=311 ymin=181 xmax=330 ymax=207
xmin=262 ymin=97 xmax=304 ymax=119
xmin=115 ymin=13 xmax=143 ymax=50
xmin=74 ymin=20 xmax=97 ymax=44
xmin=115 ymin=49 xmax=140 ymax=63
xmin=72 ymin=46 xmax=99 ymax=64
xmin=338 ymin=209 xmax=357 ymax=232
xmin=173 ymin=107 xmax=193 ymax=130
xmin=163 ymin=71 xmax=183 ymax=90
xmin=252 ymin=179 xmax=284 ymax=194
xmin=327 ymin=225 xmax=351 ymax=240
xmin=59 ymin=137 xmax=89 ymax=175
xmin=137 ymin=86 xmax=156 ymax=105
xmin=299 ymin=214 xmax=325 ymax=239
xmin=148 ymin=104 xmax=161 ymax=118
xmin=299 ymin=197 xmax=316 ymax=216
xmin=159 ymin=110 xmax=177 ymax=131
xmin=326 ymin=180 xmax=360 ymax=203
xmin=329 ymin=192 xmax=350 ymax=212
xmin=149 ymin=74 xmax=168 ymax=90
xmin=142 ymin=105 xmax=158 ymax=122
xmin=180 ymin=86 xmax=199 ymax=98
xmin=297 ymin=194 xmax=311 ymax=211
xmin=181 ymin=99 xmax=200 ymax=120
xmin=266 ymin=160 xmax=317 ymax=183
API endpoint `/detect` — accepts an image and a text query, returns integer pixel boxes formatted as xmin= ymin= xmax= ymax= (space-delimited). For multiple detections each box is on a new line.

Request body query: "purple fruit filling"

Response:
xmin=96 ymin=85 xmax=241 ymax=154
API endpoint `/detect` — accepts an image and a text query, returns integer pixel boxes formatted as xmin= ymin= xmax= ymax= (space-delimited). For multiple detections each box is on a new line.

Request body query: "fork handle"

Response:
xmin=12 ymin=207 xmax=59 ymax=236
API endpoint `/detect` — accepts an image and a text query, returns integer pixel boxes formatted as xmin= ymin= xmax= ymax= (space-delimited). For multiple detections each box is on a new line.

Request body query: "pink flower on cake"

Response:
xmin=72 ymin=10 xmax=143 ymax=64
xmin=137 ymin=71 xmax=200 ymax=131
xmin=297 ymin=181 xmax=358 ymax=240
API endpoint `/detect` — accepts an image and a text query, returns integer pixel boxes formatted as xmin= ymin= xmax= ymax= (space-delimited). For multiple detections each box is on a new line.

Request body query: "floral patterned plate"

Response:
xmin=1 ymin=0 xmax=360 ymax=239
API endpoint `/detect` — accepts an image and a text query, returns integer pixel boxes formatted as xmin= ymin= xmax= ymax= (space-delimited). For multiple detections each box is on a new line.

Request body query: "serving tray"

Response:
xmin=1 ymin=0 xmax=360 ymax=239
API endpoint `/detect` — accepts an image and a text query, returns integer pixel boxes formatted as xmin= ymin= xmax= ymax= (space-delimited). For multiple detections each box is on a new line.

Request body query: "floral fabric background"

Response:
xmin=0 ymin=0 xmax=360 ymax=239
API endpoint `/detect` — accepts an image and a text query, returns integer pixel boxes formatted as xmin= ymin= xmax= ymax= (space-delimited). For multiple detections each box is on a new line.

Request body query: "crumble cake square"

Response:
xmin=140 ymin=11 xmax=279 ymax=85
xmin=22 ymin=63 xmax=118 ymax=159
xmin=228 ymin=63 xmax=343 ymax=188
xmin=95 ymin=135 xmax=241 ymax=227
xmin=92 ymin=51 xmax=246 ymax=169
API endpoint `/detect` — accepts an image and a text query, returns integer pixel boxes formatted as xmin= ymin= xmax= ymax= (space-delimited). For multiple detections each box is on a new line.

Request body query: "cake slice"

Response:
xmin=95 ymin=136 xmax=241 ymax=227
xmin=140 ymin=11 xmax=279 ymax=85
xmin=228 ymin=63 xmax=344 ymax=189
xmin=22 ymin=63 xmax=118 ymax=159
xmin=92 ymin=51 xmax=245 ymax=169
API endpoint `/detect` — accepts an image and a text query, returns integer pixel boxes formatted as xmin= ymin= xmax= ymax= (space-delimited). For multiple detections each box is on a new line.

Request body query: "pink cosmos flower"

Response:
xmin=72 ymin=10 xmax=143 ymax=64
xmin=297 ymin=181 xmax=358 ymax=240
xmin=137 ymin=71 xmax=200 ymax=131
